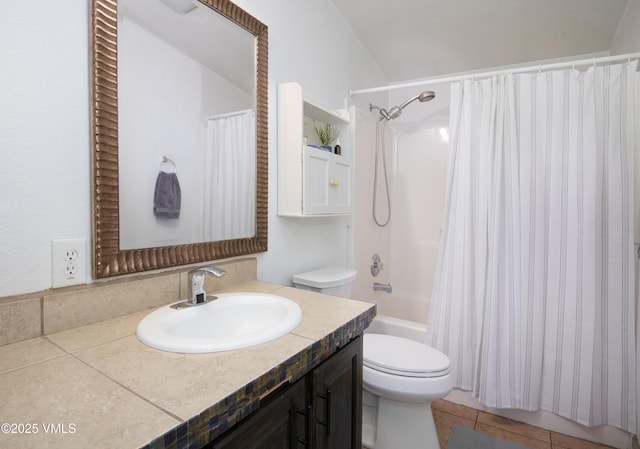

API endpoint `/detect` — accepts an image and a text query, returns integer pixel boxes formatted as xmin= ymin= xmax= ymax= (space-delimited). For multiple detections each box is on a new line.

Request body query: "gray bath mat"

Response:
xmin=446 ymin=425 xmax=533 ymax=449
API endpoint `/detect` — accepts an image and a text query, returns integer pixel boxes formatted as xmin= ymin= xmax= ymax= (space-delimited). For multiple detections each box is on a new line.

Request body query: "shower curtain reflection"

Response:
xmin=203 ymin=110 xmax=256 ymax=241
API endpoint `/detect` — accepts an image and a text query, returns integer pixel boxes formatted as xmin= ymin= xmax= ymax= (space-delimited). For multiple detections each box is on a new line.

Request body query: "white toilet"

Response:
xmin=363 ymin=333 xmax=453 ymax=449
xmin=292 ymin=266 xmax=453 ymax=449
xmin=292 ymin=266 xmax=357 ymax=298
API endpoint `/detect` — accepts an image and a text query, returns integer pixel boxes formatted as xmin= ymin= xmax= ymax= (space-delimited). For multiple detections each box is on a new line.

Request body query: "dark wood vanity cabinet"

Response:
xmin=311 ymin=337 xmax=362 ymax=449
xmin=207 ymin=337 xmax=363 ymax=449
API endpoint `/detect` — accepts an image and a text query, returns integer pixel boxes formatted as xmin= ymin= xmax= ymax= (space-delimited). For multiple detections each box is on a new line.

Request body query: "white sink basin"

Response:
xmin=136 ymin=292 xmax=303 ymax=353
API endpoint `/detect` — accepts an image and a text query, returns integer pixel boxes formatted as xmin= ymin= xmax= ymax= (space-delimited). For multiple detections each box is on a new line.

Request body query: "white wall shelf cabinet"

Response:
xmin=278 ymin=82 xmax=353 ymax=217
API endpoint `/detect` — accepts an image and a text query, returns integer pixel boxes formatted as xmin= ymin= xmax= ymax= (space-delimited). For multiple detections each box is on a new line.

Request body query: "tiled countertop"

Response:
xmin=0 ymin=281 xmax=376 ymax=449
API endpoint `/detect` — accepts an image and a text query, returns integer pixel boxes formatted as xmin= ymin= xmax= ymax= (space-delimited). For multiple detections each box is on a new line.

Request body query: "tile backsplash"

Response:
xmin=0 ymin=258 xmax=257 ymax=346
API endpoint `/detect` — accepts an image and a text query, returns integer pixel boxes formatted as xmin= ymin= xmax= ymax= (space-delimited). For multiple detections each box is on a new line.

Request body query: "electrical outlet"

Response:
xmin=63 ymin=249 xmax=78 ymax=262
xmin=52 ymin=239 xmax=88 ymax=288
xmin=64 ymin=264 xmax=78 ymax=277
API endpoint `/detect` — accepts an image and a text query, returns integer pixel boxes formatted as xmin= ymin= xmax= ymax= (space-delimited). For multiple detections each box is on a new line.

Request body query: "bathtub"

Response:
xmin=364 ymin=313 xmax=428 ymax=344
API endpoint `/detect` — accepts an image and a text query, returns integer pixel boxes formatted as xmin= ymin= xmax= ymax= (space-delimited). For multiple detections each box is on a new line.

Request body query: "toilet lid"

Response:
xmin=363 ymin=333 xmax=450 ymax=378
xmin=292 ymin=267 xmax=357 ymax=288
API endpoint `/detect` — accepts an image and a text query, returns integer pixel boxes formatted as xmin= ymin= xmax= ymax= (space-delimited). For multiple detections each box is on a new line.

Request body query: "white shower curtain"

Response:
xmin=427 ymin=62 xmax=637 ymax=433
xmin=203 ymin=110 xmax=256 ymax=241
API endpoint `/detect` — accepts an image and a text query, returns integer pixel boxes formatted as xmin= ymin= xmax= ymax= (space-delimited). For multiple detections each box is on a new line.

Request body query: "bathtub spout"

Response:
xmin=373 ymin=282 xmax=392 ymax=293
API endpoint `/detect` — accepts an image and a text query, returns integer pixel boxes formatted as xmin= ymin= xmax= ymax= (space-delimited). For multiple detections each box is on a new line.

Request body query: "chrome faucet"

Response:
xmin=171 ymin=266 xmax=227 ymax=309
xmin=187 ymin=266 xmax=227 ymax=305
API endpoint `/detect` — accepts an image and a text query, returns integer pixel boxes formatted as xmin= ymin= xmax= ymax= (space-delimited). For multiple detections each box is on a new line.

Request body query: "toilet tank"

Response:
xmin=292 ymin=267 xmax=357 ymax=298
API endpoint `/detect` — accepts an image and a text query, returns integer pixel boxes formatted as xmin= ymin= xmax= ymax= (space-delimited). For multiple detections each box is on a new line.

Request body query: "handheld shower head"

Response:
xmin=418 ymin=90 xmax=436 ymax=103
xmin=397 ymin=90 xmax=436 ymax=110
xmin=418 ymin=91 xmax=435 ymax=102
xmin=371 ymin=91 xmax=436 ymax=121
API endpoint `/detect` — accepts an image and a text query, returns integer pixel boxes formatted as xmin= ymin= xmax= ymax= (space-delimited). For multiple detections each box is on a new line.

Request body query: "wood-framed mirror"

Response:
xmin=90 ymin=0 xmax=268 ymax=278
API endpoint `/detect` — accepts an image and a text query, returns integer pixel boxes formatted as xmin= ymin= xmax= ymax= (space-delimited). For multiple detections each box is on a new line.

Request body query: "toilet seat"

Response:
xmin=363 ymin=333 xmax=450 ymax=378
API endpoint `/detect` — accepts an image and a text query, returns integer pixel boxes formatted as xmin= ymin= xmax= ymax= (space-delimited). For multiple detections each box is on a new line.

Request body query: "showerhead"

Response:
xmin=417 ymin=91 xmax=435 ymax=102
xmin=371 ymin=91 xmax=436 ymax=121
xmin=397 ymin=90 xmax=435 ymax=110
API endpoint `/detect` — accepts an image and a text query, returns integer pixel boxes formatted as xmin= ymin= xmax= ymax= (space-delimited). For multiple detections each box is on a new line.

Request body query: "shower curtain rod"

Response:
xmin=207 ymin=108 xmax=253 ymax=120
xmin=349 ymin=52 xmax=640 ymax=96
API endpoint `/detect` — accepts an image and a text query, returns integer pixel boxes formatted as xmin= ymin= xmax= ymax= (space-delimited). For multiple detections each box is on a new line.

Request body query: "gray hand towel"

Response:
xmin=153 ymin=171 xmax=181 ymax=219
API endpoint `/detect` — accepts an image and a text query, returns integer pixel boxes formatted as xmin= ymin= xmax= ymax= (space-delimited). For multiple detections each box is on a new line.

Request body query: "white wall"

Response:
xmin=610 ymin=0 xmax=640 ymax=55
xmin=233 ymin=0 xmax=388 ymax=286
xmin=0 ymin=2 xmax=91 ymax=297
xmin=0 ymin=0 xmax=386 ymax=298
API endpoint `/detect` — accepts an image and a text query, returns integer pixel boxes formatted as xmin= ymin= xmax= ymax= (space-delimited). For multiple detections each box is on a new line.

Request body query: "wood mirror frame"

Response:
xmin=89 ymin=0 xmax=268 ymax=278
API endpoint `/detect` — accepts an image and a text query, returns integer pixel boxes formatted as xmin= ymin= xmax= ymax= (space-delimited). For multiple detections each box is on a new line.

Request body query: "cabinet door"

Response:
xmin=303 ymin=146 xmax=352 ymax=215
xmin=303 ymin=148 xmax=331 ymax=214
xmin=329 ymin=159 xmax=351 ymax=213
xmin=312 ymin=337 xmax=363 ymax=449
xmin=209 ymin=379 xmax=309 ymax=449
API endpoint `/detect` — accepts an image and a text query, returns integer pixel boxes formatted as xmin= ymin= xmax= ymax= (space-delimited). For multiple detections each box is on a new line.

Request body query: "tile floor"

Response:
xmin=431 ymin=399 xmax=617 ymax=449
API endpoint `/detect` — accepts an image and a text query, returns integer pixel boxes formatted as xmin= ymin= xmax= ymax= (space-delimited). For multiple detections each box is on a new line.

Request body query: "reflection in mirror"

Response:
xmin=118 ymin=0 xmax=256 ymax=249
xmin=90 ymin=0 xmax=268 ymax=278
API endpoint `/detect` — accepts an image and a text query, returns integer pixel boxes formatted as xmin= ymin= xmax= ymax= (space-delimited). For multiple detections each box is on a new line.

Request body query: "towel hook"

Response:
xmin=159 ymin=156 xmax=177 ymax=173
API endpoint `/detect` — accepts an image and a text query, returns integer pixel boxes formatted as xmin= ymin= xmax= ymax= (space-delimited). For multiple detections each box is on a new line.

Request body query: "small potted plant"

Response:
xmin=315 ymin=124 xmax=340 ymax=152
